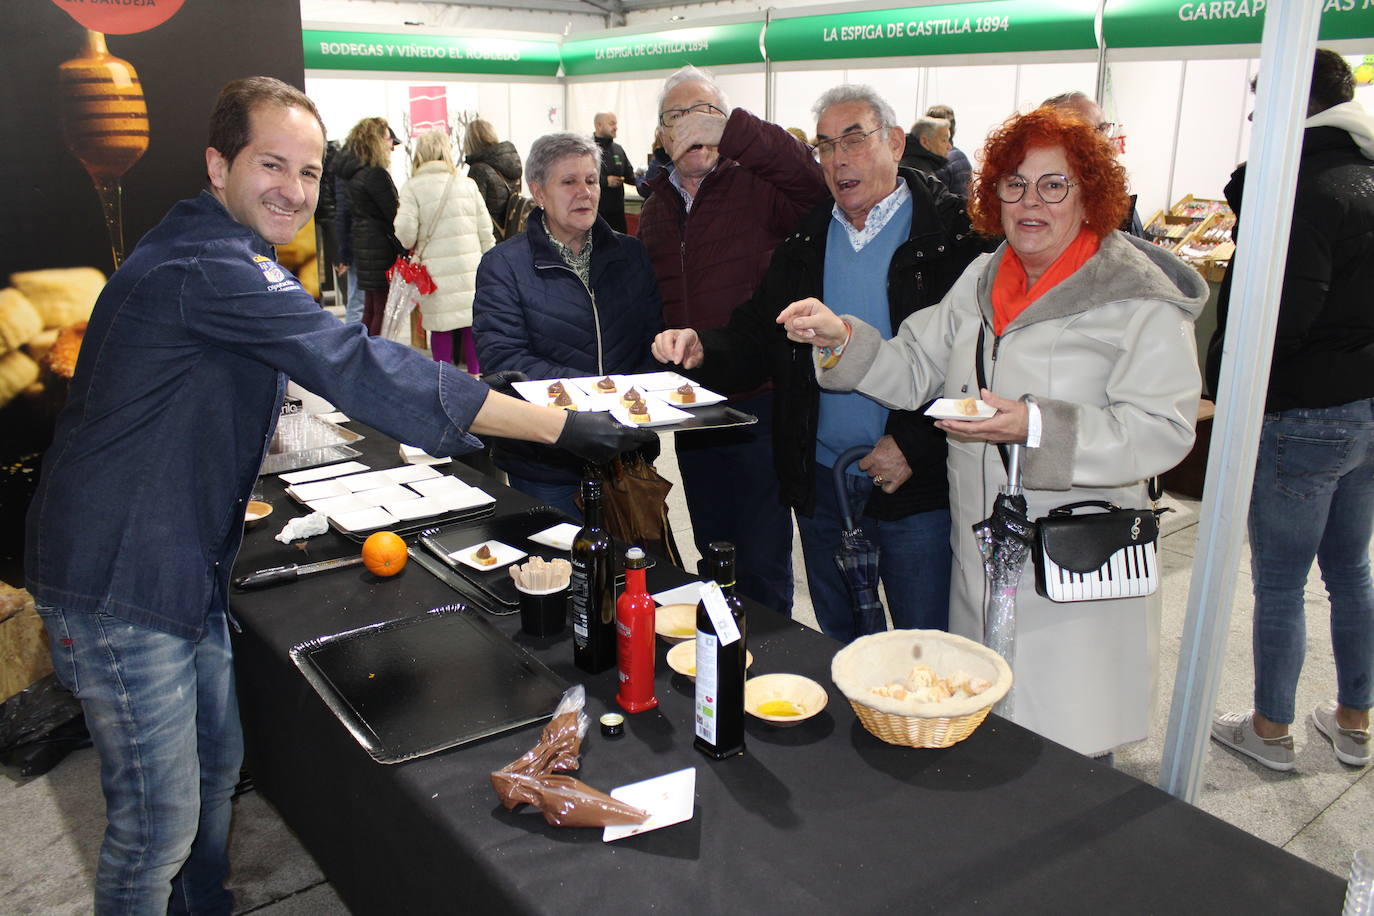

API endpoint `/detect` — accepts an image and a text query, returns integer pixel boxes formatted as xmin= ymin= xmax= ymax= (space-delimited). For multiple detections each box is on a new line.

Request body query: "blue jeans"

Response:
xmin=797 ymin=462 xmax=952 ymax=643
xmin=1250 ymin=398 xmax=1374 ymax=723
xmin=506 ymin=474 xmax=582 ymax=522
xmin=36 ymin=606 xmax=241 ymax=916
xmin=343 ymin=271 xmax=365 ymax=324
xmin=675 ymin=395 xmax=794 ymax=616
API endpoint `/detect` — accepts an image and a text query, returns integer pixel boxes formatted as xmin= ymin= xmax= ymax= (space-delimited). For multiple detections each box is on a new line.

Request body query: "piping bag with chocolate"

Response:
xmin=490 ymin=685 xmax=648 ymax=828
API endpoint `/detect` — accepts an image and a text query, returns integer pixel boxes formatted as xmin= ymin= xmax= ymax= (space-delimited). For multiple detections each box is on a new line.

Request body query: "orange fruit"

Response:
xmin=361 ymin=530 xmax=407 ymax=577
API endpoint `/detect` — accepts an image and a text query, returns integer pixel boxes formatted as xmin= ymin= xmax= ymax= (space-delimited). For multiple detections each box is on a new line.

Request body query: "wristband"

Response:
xmin=817 ymin=321 xmax=853 ymax=370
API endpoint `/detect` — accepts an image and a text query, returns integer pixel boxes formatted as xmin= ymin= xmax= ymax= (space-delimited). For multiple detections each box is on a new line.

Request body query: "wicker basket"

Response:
xmin=832 ymin=630 xmax=1012 ymax=749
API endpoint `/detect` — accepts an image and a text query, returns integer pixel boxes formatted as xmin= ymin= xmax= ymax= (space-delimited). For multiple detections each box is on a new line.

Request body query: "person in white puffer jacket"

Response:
xmin=396 ymin=130 xmax=495 ymax=369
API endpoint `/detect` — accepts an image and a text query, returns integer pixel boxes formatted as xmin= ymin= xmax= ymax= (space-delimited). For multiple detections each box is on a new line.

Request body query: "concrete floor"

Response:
xmin=2 ymin=435 xmax=1370 ymax=913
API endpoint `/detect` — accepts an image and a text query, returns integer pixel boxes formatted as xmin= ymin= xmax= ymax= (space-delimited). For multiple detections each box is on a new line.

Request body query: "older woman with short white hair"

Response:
xmin=395 ymin=130 xmax=494 ymax=367
xmin=473 ymin=132 xmax=663 ymax=517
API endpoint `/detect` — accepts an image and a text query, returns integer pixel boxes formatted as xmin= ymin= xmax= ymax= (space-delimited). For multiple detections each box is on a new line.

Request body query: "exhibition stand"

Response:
xmin=230 ymin=425 xmax=1344 ymax=914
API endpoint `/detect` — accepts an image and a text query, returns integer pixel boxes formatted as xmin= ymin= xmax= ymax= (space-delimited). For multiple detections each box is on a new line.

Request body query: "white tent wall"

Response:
xmin=565 ymin=71 xmax=766 ymax=183
xmin=766 ymin=60 xmax=1097 ymax=173
xmin=305 ymin=74 xmax=564 ymax=192
xmin=301 ymin=0 xmax=604 ymax=33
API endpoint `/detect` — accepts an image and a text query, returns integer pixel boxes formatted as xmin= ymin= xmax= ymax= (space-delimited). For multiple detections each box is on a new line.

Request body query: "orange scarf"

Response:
xmin=991 ymin=228 xmax=1101 ymax=334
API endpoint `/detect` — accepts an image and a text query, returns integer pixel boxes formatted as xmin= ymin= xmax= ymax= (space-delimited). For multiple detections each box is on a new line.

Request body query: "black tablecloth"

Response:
xmin=231 ymin=426 xmax=1343 ymax=915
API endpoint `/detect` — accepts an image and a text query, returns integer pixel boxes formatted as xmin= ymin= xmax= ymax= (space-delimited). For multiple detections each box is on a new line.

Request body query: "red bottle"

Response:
xmin=616 ymin=547 xmax=658 ymax=713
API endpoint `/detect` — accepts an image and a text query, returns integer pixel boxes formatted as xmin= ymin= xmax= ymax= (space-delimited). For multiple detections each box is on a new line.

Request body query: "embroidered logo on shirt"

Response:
xmin=252 ymin=255 xmax=298 ymax=292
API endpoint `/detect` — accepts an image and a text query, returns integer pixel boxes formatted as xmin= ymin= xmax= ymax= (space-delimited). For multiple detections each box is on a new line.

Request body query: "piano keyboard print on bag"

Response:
xmin=1040 ymin=542 xmax=1158 ymax=602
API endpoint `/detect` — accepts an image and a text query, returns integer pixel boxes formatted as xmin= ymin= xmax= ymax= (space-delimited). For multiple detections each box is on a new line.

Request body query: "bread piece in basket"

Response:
xmin=832 ymin=630 xmax=1012 ymax=747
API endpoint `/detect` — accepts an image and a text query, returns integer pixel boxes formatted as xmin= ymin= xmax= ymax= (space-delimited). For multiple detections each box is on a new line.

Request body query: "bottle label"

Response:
xmin=701 ymin=582 xmax=740 ymax=645
xmin=694 ymin=631 xmax=718 ymax=745
xmin=569 ymin=561 xmax=590 ymax=645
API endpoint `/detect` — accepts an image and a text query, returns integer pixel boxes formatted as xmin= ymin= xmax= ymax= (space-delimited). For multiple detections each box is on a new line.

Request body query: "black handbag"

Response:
xmin=1032 ymin=497 xmax=1169 ymax=602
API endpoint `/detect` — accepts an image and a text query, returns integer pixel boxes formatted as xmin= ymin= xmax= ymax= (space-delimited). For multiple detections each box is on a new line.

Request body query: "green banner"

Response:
xmin=764 ymin=0 xmax=1098 ymax=62
xmin=1103 ymin=0 xmax=1374 ymax=48
xmin=302 ymin=30 xmax=561 ymax=76
xmin=560 ymin=23 xmax=763 ymax=76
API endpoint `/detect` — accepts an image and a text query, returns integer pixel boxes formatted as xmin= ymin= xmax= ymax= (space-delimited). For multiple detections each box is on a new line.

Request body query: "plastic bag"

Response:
xmin=490 ymin=685 xmax=648 ymax=828
xmin=0 ymin=674 xmax=89 ymax=781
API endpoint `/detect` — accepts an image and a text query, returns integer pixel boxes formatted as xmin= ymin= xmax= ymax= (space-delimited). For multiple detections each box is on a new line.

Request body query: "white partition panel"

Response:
xmin=847 ymin=67 xmax=923 ymax=125
xmin=771 ymin=68 xmax=848 ymax=136
xmin=1014 ymin=61 xmax=1099 ymax=115
xmin=924 ymin=64 xmax=1020 ymax=172
xmin=1109 ymin=59 xmax=1185 ymax=220
xmin=1171 ymin=59 xmax=1253 ymax=207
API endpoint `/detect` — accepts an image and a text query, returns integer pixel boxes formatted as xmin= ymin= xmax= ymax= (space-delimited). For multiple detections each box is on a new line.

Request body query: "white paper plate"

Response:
xmin=382 ymin=464 xmax=442 ymax=484
xmin=278 ymin=460 xmax=369 ymax=485
xmin=407 ymin=475 xmax=473 ymax=498
xmin=335 ymin=469 xmax=402 ymax=492
xmin=528 ymin=522 xmax=580 ymax=551
xmin=624 ymin=370 xmax=691 ymax=391
xmin=438 ymin=487 xmax=497 ymax=512
xmin=925 ymin=398 xmax=997 ymax=421
xmin=304 ymin=493 xmax=371 ymax=517
xmin=450 ymin=539 xmax=526 ymax=571
xmin=286 ymin=479 xmax=352 ymax=502
xmin=398 ymin=443 xmax=451 ymax=466
xmin=610 ymin=397 xmax=692 ymax=428
xmin=566 ymin=375 xmax=633 ymax=398
xmin=351 ymin=484 xmax=420 ymax=508
xmin=383 ymin=495 xmax=457 ymax=521
xmin=655 ymin=384 xmax=726 ymax=408
xmin=510 ymin=379 xmax=615 ymax=412
xmin=332 ymin=506 xmax=398 ymax=533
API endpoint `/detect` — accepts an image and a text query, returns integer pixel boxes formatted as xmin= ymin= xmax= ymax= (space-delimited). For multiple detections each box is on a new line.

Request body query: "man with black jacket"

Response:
xmin=652 ymin=85 xmax=984 ymax=641
xmin=593 ymin=112 xmax=635 ymax=232
xmin=1209 ymin=50 xmax=1374 ymax=771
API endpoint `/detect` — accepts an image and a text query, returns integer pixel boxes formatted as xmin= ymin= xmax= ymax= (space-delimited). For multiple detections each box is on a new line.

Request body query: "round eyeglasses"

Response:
xmin=995 ymin=173 xmax=1078 ymax=204
xmin=810 ymin=126 xmax=885 ymax=162
xmin=658 ymin=102 xmax=725 ymax=128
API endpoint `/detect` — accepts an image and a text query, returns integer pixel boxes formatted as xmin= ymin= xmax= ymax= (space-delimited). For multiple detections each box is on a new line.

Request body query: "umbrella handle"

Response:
xmin=833 ymin=445 xmax=872 ymax=532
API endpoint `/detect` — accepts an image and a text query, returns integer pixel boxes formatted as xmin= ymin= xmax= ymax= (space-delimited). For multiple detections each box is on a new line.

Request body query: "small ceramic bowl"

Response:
xmin=245 ymin=500 xmax=273 ymax=527
xmin=654 ymin=604 xmax=697 ymax=643
xmin=744 ymin=673 xmax=828 ymax=726
xmin=665 ymin=639 xmax=753 ymax=681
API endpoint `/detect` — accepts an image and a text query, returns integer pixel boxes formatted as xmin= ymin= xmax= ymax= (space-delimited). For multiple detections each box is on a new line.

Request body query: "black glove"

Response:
xmin=480 ymin=370 xmax=528 ymax=398
xmin=554 ymin=410 xmax=657 ymax=465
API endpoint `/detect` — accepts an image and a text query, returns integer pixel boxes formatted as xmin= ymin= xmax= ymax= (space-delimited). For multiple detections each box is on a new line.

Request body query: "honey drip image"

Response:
xmin=58 ymin=30 xmax=150 ymax=269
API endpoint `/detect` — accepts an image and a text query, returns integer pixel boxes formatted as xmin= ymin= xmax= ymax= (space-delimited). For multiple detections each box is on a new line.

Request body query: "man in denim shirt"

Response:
xmin=25 ymin=77 xmax=650 ymax=915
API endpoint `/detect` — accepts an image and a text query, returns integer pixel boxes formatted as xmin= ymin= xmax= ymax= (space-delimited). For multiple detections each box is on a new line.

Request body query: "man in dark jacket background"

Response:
xmin=594 ymin=112 xmax=635 ymax=233
xmin=652 ymin=85 xmax=984 ymax=641
xmin=900 ymin=116 xmax=952 ymax=177
xmin=926 ymin=104 xmax=971 ymax=195
xmin=638 ymin=66 xmax=829 ymax=616
xmin=1209 ymin=49 xmax=1374 ymax=771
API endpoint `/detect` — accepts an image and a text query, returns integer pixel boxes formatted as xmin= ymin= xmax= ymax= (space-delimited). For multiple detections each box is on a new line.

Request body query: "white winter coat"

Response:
xmin=821 ymin=232 xmax=1206 ymax=755
xmin=395 ymin=161 xmax=495 ymax=333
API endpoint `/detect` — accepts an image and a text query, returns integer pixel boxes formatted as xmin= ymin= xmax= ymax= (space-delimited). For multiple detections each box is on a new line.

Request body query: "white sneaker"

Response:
xmin=1311 ymin=700 xmax=1372 ymax=767
xmin=1211 ymin=711 xmax=1295 ymax=772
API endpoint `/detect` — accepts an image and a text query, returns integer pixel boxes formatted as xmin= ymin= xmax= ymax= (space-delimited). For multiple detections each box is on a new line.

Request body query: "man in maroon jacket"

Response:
xmin=638 ymin=66 xmax=829 ymax=615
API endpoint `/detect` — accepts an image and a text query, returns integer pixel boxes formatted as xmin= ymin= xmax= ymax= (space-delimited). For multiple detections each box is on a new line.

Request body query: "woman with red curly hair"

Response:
xmin=778 ymin=106 xmax=1206 ymax=759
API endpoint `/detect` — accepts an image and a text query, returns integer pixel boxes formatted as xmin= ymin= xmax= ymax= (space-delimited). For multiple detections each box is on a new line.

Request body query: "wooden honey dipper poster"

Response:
xmin=51 ymin=1 xmax=185 ymax=267
xmin=0 ymin=0 xmax=308 ymax=586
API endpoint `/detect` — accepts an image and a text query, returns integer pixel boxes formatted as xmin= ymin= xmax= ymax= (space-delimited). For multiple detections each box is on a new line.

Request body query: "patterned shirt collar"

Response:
xmin=542 ymin=213 xmax=593 ymax=286
xmin=831 ymin=180 xmax=910 ymax=252
xmin=669 ymin=162 xmax=718 ymax=214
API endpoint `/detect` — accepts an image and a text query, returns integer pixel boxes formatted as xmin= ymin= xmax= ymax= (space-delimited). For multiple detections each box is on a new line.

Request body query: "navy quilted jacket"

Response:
xmin=473 ymin=211 xmax=663 ymax=482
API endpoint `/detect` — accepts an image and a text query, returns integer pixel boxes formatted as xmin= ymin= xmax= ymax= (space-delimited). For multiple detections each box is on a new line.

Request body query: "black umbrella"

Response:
xmin=831 ymin=446 xmax=887 ymax=642
xmin=972 ymin=444 xmax=1034 ymax=716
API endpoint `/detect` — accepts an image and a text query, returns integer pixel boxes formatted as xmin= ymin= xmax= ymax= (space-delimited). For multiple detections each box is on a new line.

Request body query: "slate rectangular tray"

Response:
xmin=289 ymin=605 xmax=567 ymax=764
xmin=418 ymin=506 xmax=574 ymax=609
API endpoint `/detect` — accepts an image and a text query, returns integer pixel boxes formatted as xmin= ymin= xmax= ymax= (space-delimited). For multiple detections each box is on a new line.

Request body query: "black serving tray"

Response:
xmin=289 ymin=605 xmax=567 ymax=764
xmin=417 ymin=506 xmax=574 ymax=609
